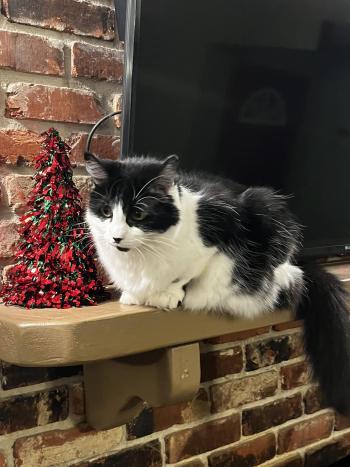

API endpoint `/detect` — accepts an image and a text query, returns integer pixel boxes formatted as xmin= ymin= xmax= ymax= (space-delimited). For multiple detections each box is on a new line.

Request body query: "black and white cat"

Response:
xmin=85 ymin=152 xmax=350 ymax=414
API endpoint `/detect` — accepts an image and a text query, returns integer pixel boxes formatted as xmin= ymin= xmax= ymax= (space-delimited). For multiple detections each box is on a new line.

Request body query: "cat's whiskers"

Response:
xmin=65 ymin=237 xmax=92 ymax=244
xmin=71 ymin=227 xmax=90 ymax=233
xmin=81 ymin=240 xmax=95 ymax=251
xmin=143 ymin=236 xmax=178 ymax=250
xmin=75 ymin=222 xmax=90 ymax=227
xmin=138 ymin=239 xmax=167 ymax=264
xmin=134 ymin=246 xmax=146 ymax=264
xmin=134 ymin=201 xmax=148 ymax=209
xmin=141 ymin=242 xmax=166 ymax=260
xmin=136 ymin=195 xmax=170 ymax=205
xmin=63 ymin=230 xmax=91 ymax=238
xmin=143 ymin=230 xmax=177 ymax=243
xmin=134 ymin=175 xmax=166 ymax=201
xmin=91 ymin=191 xmax=109 ymax=202
xmin=70 ymin=225 xmax=91 ymax=231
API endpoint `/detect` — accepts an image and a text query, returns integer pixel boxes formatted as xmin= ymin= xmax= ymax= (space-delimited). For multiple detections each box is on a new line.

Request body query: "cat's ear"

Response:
xmin=159 ymin=154 xmax=179 ymax=190
xmin=84 ymin=152 xmax=108 ymax=184
xmin=154 ymin=154 xmax=179 ymax=193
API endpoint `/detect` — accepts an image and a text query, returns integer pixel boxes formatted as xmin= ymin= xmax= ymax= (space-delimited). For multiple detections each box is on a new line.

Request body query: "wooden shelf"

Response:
xmin=1 ymin=261 xmax=348 ymax=369
xmin=0 ymin=301 xmax=293 ymax=367
xmin=0 ymin=301 xmax=296 ymax=428
xmin=1 ymin=261 xmax=347 ymax=429
xmin=1 ymin=263 xmax=348 ymax=429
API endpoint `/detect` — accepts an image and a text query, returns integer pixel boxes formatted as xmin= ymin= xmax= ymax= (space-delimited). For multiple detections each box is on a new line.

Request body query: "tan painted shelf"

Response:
xmin=0 ymin=301 xmax=293 ymax=367
xmin=1 ymin=261 xmax=348 ymax=369
xmin=1 ymin=263 xmax=348 ymax=429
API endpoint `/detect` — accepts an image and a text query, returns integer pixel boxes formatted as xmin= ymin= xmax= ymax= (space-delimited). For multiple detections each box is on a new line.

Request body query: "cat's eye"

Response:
xmin=131 ymin=209 xmax=147 ymax=221
xmin=101 ymin=205 xmax=112 ymax=218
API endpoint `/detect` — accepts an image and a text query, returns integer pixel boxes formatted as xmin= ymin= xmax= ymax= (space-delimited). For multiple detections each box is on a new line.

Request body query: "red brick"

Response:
xmin=0 ymin=387 xmax=68 ymax=435
xmin=280 ymin=361 xmax=310 ymax=390
xmin=305 ymin=433 xmax=350 ymax=466
xmin=208 ymin=432 xmax=276 ymax=467
xmin=13 ymin=424 xmax=124 ymax=467
xmin=245 ymin=333 xmax=303 ymax=371
xmin=304 ymin=386 xmax=326 ymax=414
xmin=153 ymin=404 xmax=182 ymax=432
xmin=1 ymin=363 xmax=81 ymax=390
xmin=273 ymin=320 xmax=303 ymax=331
xmin=75 ymin=440 xmax=161 ymax=467
xmin=0 ymin=220 xmax=19 ymax=257
xmin=278 ymin=412 xmax=334 ymax=454
xmin=204 ymin=326 xmax=270 ymax=344
xmin=2 ymin=0 xmax=114 ymax=40
xmin=335 ymin=413 xmax=350 ymax=431
xmin=165 ymin=414 xmax=240 ymax=463
xmin=6 ymin=83 xmax=102 ymax=124
xmin=0 ymin=31 xmax=63 ymax=76
xmin=67 ymin=133 xmax=120 ymax=164
xmin=242 ymin=394 xmax=303 ymax=435
xmin=0 ymin=453 xmax=7 ymax=467
xmin=211 ymin=370 xmax=278 ymax=413
xmin=72 ymin=43 xmax=123 ymax=81
xmin=200 ymin=346 xmax=243 ymax=382
xmin=127 ymin=389 xmax=210 ymax=439
xmin=155 ymin=388 xmax=210 ymax=429
xmin=3 ymin=174 xmax=33 ymax=211
xmin=0 ymin=130 xmax=41 ymax=165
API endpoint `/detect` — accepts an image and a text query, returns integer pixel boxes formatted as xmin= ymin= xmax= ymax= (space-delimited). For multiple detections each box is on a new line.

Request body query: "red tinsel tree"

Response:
xmin=0 ymin=128 xmax=105 ymax=309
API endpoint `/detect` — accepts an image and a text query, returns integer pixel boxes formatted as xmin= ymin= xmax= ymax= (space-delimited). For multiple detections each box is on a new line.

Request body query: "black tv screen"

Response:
xmin=120 ymin=0 xmax=350 ymax=258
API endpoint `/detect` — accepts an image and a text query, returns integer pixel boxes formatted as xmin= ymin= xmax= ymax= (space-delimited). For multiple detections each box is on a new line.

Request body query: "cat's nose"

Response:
xmin=113 ymin=237 xmax=123 ymax=244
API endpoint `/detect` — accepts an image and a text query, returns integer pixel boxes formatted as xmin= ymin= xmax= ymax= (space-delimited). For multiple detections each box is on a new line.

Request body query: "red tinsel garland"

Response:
xmin=0 ymin=128 xmax=105 ymax=309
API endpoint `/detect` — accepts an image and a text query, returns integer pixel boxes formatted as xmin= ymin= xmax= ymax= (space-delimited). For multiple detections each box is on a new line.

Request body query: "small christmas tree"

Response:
xmin=0 ymin=128 xmax=105 ymax=309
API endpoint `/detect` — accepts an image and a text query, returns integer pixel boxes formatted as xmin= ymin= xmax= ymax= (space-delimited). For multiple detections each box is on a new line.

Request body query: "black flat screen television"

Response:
xmin=117 ymin=0 xmax=350 ymax=258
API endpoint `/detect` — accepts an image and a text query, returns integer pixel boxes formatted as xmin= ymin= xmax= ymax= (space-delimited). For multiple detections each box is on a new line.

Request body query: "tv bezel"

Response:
xmin=118 ymin=0 xmax=350 ymax=260
xmin=119 ymin=0 xmax=139 ymax=160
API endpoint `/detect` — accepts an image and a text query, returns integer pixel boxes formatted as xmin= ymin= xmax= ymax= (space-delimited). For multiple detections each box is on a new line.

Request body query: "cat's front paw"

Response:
xmin=120 ymin=291 xmax=140 ymax=306
xmin=145 ymin=289 xmax=184 ymax=310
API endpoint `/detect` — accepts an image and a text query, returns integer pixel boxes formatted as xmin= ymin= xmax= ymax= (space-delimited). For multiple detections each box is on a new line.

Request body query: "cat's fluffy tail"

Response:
xmin=298 ymin=263 xmax=350 ymax=414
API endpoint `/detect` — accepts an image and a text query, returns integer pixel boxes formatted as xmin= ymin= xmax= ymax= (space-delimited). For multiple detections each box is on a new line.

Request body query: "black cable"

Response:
xmin=85 ymin=110 xmax=122 ymax=155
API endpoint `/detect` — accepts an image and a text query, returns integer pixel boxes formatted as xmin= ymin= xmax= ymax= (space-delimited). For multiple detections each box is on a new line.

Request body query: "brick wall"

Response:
xmin=0 ymin=321 xmax=349 ymax=466
xmin=1 ymin=2 xmax=350 ymax=466
xmin=0 ymin=0 xmax=122 ymax=280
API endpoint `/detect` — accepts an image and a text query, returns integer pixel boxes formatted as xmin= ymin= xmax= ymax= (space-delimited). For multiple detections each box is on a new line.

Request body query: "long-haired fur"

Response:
xmin=84 ymin=153 xmax=350 ymax=414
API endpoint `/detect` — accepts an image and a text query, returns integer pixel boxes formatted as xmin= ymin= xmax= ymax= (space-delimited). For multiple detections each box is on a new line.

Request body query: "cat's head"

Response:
xmin=84 ymin=153 xmax=180 ymax=252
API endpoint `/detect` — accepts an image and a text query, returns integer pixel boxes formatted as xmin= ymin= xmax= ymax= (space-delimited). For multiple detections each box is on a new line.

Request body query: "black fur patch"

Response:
xmin=191 ymin=175 xmax=301 ymax=292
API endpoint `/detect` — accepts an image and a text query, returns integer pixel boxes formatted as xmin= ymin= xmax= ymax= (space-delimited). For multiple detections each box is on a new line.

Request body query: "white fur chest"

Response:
xmin=87 ymin=187 xmax=215 ymax=300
